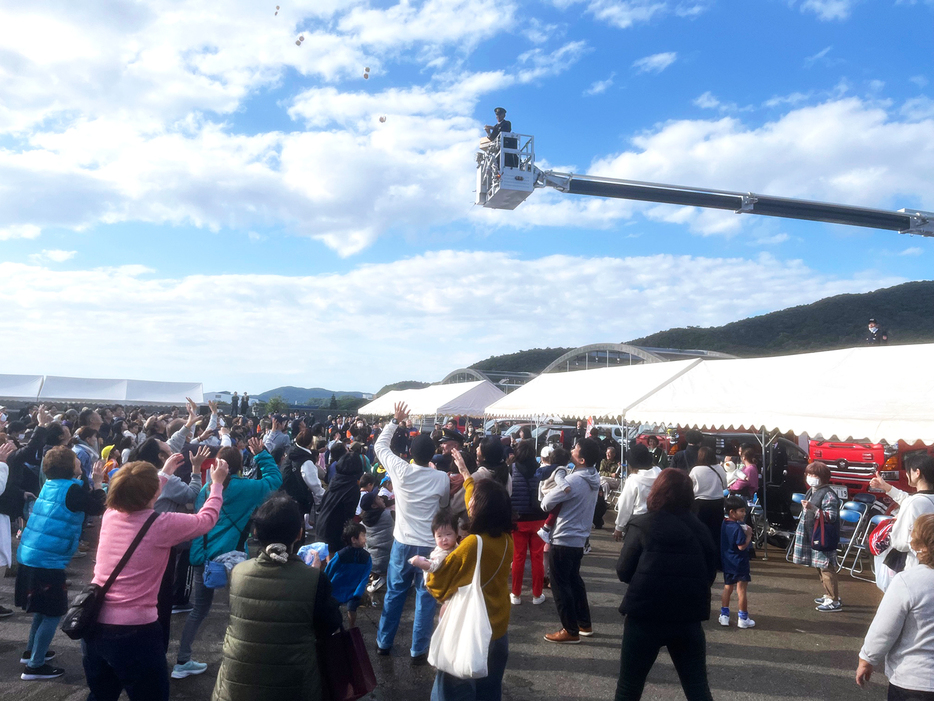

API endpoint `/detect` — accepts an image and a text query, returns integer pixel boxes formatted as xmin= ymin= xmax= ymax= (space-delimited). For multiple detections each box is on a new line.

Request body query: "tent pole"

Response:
xmin=761 ymin=427 xmax=768 ymax=561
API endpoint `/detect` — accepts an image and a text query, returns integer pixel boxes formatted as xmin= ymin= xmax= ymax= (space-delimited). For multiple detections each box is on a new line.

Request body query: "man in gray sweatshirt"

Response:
xmin=541 ymin=437 xmax=602 ymax=644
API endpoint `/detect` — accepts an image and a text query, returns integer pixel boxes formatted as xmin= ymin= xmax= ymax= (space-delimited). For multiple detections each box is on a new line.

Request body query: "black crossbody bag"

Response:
xmin=61 ymin=512 xmax=159 ymax=640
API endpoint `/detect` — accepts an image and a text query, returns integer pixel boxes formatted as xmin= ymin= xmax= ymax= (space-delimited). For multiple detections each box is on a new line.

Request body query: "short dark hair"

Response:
xmin=628 ymin=444 xmax=652 ymax=470
xmin=45 ymin=422 xmax=68 ymax=447
xmin=479 ymin=436 xmax=505 ymax=466
xmin=343 ymin=522 xmax=366 ymax=545
xmin=550 ymin=446 xmax=570 ymax=468
xmin=646 ymin=468 xmax=694 ymax=513
xmin=432 ymin=508 xmax=459 ymax=534
xmin=468 ymin=479 xmax=513 ymax=537
xmin=724 ymin=495 xmax=747 ymax=514
xmin=128 ymin=437 xmax=167 ymax=468
xmin=906 ymin=454 xmax=934 ymax=486
xmin=359 ymin=473 xmax=376 ymax=489
xmin=78 ymin=408 xmax=98 ymax=427
xmin=330 ymin=441 xmax=347 ymax=463
xmin=646 ymin=435 xmax=659 ymax=446
xmin=410 ymin=434 xmax=435 ymax=466
xmin=218 ymin=446 xmax=242 ymax=475
xmin=686 ymin=429 xmax=703 ymax=445
xmin=296 ymin=429 xmax=315 ymax=448
xmin=252 ymin=494 xmax=302 ymax=546
xmin=576 ymin=438 xmax=601 ymax=467
xmin=43 ymin=446 xmax=77 ymax=479
xmin=742 ymin=447 xmax=759 ymax=463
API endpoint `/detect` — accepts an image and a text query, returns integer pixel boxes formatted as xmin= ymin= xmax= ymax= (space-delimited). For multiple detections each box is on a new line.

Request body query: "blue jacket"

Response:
xmin=189 ymin=450 xmax=283 ymax=566
xmin=17 ymin=478 xmax=85 ymax=570
xmin=511 ymin=460 xmax=545 ymax=521
xmin=324 ymin=546 xmax=372 ymax=604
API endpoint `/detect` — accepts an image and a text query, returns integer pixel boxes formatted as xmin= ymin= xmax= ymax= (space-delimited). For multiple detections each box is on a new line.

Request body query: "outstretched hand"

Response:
xmin=0 ymin=441 xmax=15 ymax=463
xmin=185 ymin=397 xmax=200 ymax=426
xmin=452 ymin=449 xmax=470 ymax=479
xmin=189 ymin=445 xmax=211 ymax=471
xmin=869 ymin=471 xmax=890 ymax=493
xmin=393 ymin=402 xmax=409 ymax=423
xmin=163 ymin=453 xmax=185 ymax=476
xmin=211 ymin=458 xmax=229 ymax=485
xmin=248 ymin=437 xmax=264 ymax=455
xmin=91 ymin=460 xmax=106 ymax=486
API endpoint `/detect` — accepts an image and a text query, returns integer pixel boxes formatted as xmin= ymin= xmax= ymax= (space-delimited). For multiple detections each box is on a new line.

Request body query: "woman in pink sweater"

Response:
xmin=81 ymin=457 xmax=227 ymax=701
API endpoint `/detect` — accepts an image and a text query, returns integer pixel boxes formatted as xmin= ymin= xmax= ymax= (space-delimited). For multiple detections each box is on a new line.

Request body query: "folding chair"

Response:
xmin=836 ymin=502 xmax=869 ymax=573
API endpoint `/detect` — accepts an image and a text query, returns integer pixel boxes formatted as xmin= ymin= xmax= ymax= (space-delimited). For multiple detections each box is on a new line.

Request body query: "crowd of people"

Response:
xmin=1 ymin=398 xmax=933 ymax=700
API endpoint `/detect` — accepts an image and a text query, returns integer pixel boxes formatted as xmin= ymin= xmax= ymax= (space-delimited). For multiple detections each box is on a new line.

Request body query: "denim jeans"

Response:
xmin=430 ymin=633 xmax=509 ymax=701
xmin=26 ymin=613 xmax=61 ymax=668
xmin=176 ymin=566 xmax=215 ymax=664
xmin=82 ymin=622 xmax=169 ymax=701
xmin=615 ymin=617 xmax=712 ymax=701
xmin=376 ymin=540 xmax=437 ymax=657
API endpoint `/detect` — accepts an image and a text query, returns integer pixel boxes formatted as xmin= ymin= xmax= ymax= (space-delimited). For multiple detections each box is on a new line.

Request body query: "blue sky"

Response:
xmin=1 ymin=0 xmax=931 ymax=394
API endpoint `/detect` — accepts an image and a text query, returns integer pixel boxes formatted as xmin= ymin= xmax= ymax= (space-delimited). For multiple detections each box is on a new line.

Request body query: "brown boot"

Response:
xmin=544 ymin=629 xmax=580 ymax=644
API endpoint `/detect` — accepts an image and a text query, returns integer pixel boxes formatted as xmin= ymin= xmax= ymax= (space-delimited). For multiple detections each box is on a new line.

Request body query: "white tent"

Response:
xmin=38 ymin=376 xmax=203 ymax=406
xmin=359 ymin=380 xmax=506 ymax=418
xmin=626 ymin=344 xmax=934 ymax=445
xmin=483 ymin=359 xmax=702 ymax=420
xmin=0 ymin=374 xmax=45 ymax=401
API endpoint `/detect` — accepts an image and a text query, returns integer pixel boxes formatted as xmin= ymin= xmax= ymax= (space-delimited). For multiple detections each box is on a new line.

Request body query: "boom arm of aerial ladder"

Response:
xmin=475 ymin=133 xmax=934 ymax=237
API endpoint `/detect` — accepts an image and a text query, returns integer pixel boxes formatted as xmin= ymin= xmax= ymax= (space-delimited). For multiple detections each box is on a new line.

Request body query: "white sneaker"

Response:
xmin=172 ymin=660 xmax=208 ymax=679
xmin=718 ymin=614 xmax=730 ymax=626
xmin=510 ymin=594 xmax=521 ymax=605
xmin=532 ymin=594 xmax=547 ymax=605
xmin=367 ymin=576 xmax=386 ymax=593
xmin=738 ymin=616 xmax=756 ymax=629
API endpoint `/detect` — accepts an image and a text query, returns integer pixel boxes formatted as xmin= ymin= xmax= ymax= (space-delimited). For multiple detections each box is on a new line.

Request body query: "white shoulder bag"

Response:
xmin=428 ymin=535 xmax=505 ymax=679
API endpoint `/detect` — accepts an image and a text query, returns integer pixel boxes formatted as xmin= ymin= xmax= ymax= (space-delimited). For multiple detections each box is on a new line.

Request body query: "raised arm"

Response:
xmin=374 ymin=403 xmax=411 ymax=481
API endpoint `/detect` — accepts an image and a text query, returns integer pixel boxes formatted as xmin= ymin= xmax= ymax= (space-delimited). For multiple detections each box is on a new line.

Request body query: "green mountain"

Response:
xmin=627 ymin=280 xmax=934 ymax=356
xmin=256 ymin=386 xmax=368 ymax=405
xmin=374 ymin=380 xmax=431 ymax=398
xmin=470 ymin=347 xmax=572 ymax=374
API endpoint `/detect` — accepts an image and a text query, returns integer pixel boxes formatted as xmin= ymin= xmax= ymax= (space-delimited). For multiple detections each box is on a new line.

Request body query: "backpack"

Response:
xmin=868 ymin=519 xmax=894 ymax=557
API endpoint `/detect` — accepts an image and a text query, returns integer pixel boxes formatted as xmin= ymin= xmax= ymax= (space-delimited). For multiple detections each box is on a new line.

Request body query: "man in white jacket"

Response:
xmin=614 ymin=444 xmax=662 ymax=542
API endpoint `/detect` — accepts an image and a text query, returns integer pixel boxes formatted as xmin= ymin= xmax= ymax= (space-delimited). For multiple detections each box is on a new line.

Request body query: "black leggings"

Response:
xmin=615 ymin=617 xmax=712 ymax=701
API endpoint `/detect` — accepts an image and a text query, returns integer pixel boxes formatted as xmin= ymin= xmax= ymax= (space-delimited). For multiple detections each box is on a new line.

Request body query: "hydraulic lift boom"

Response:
xmin=475 ymin=133 xmax=934 ymax=237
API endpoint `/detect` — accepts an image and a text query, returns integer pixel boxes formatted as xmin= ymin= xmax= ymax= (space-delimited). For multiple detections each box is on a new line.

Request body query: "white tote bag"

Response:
xmin=428 ymin=535 xmax=494 ymax=679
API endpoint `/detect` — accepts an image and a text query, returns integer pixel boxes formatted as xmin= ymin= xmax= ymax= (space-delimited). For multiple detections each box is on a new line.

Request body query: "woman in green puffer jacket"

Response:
xmin=212 ymin=493 xmax=342 ymax=701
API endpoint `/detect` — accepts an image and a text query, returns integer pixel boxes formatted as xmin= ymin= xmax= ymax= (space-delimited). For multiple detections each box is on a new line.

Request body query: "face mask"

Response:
xmin=806 ymin=475 xmax=821 ymax=488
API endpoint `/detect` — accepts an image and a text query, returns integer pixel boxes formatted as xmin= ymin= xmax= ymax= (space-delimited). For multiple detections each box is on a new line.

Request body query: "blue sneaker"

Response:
xmin=172 ymin=660 xmax=208 ymax=679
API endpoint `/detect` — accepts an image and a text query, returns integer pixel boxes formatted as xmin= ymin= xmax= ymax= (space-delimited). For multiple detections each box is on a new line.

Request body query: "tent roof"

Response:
xmin=484 ymin=359 xmax=702 ymax=420
xmin=37 ymin=376 xmax=203 ymax=406
xmin=626 ymin=344 xmax=934 ymax=444
xmin=359 ymin=380 xmax=506 ymax=418
xmin=0 ymin=375 xmax=45 ymax=402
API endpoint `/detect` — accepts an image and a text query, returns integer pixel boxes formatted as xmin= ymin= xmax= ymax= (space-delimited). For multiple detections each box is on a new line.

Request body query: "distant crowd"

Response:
xmin=0 ymin=396 xmax=932 ymax=701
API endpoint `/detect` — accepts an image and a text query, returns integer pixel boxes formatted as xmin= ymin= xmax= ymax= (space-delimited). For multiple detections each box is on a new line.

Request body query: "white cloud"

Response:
xmin=909 ymin=75 xmax=929 ymax=88
xmin=797 ymin=0 xmax=855 ymax=20
xmin=524 ymin=97 xmax=934 ymax=236
xmin=633 ymin=51 xmax=677 ymax=74
xmin=899 ymin=246 xmax=924 ymax=257
xmin=804 ymin=45 xmax=833 ymax=68
xmin=584 ymin=73 xmax=616 ymax=96
xmin=0 ymin=252 xmax=904 ymax=392
xmin=902 ymin=96 xmax=934 ymax=121
xmin=0 ymin=224 xmax=41 ymax=240
xmin=27 ymin=249 xmax=76 ymax=264
xmin=754 ymin=233 xmax=790 ymax=245
xmin=694 ymin=91 xmax=720 ymax=109
xmin=517 ymin=41 xmax=589 ymax=83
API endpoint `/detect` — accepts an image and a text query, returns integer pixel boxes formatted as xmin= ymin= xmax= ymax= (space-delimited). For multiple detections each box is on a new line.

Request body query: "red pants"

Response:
xmin=512 ymin=519 xmax=546 ymax=597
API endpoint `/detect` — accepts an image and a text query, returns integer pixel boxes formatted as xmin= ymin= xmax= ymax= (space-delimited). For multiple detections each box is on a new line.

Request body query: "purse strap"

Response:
xmin=101 ymin=512 xmax=159 ymax=597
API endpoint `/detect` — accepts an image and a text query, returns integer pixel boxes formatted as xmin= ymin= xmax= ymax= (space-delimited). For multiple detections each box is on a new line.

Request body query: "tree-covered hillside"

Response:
xmin=628 ymin=280 xmax=934 ymax=356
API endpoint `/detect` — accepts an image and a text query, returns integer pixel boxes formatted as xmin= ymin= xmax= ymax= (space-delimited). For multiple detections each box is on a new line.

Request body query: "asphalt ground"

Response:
xmin=0 ymin=524 xmax=887 ymax=701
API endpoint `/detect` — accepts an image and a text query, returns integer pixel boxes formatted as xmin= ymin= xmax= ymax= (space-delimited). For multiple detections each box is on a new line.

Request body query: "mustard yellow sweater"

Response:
xmin=426 ymin=531 xmax=514 ymax=640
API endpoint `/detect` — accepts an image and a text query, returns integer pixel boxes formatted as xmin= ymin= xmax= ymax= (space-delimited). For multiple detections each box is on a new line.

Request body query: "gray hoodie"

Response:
xmin=541 ymin=465 xmax=601 ymax=548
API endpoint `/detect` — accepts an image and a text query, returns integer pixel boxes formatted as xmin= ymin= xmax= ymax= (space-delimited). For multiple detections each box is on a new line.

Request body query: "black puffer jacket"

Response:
xmin=616 ymin=509 xmax=717 ymax=622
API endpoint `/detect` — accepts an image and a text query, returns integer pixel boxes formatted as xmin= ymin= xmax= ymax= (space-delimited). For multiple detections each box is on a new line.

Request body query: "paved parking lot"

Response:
xmin=0 ymin=525 xmax=887 ymax=700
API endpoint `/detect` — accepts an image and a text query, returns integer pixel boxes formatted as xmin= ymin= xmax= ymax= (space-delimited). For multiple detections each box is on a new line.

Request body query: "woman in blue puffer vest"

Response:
xmin=15 ymin=446 xmax=106 ymax=681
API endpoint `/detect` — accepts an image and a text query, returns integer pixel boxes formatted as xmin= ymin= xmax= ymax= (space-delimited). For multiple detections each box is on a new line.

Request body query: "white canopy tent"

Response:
xmin=625 ymin=344 xmax=934 ymax=445
xmin=0 ymin=374 xmax=46 ymax=401
xmin=36 ymin=376 xmax=203 ymax=406
xmin=358 ymin=380 xmax=506 ymax=418
xmin=483 ymin=359 xmax=703 ymax=421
